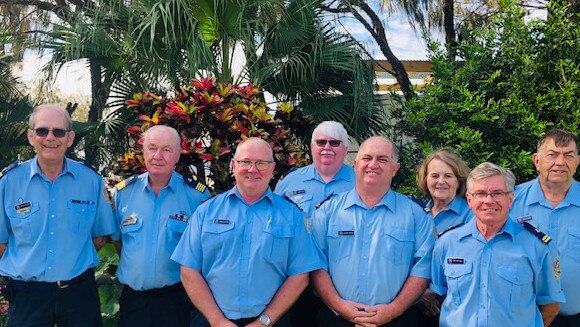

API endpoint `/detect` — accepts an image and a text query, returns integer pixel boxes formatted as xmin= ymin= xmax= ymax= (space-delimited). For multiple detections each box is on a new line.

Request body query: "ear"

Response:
xmin=27 ymin=129 xmax=35 ymax=146
xmin=66 ymin=130 xmax=76 ymax=148
xmin=532 ymin=153 xmax=540 ymax=171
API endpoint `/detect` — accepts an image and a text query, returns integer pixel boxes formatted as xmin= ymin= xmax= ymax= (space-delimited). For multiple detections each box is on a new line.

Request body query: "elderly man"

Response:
xmin=111 ymin=125 xmax=210 ymax=327
xmin=172 ymin=137 xmax=325 ymax=327
xmin=431 ymin=162 xmax=564 ymax=327
xmin=274 ymin=121 xmax=355 ymax=327
xmin=311 ymin=136 xmax=435 ymax=327
xmin=511 ymin=129 xmax=579 ymax=327
xmin=0 ymin=104 xmax=116 ymax=326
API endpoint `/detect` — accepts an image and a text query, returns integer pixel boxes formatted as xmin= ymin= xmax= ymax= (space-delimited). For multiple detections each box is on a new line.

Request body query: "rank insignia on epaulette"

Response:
xmin=315 ymin=192 xmax=335 ymax=209
xmin=0 ymin=161 xmax=19 ymax=179
xmin=186 ymin=177 xmax=207 ymax=193
xmin=115 ymin=175 xmax=137 ymax=191
xmin=521 ymin=221 xmax=551 ymax=244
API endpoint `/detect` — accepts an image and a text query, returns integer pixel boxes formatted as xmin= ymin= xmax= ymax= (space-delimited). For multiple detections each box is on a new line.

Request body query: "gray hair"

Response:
xmin=356 ymin=135 xmax=399 ymax=163
xmin=234 ymin=137 xmax=274 ymax=161
xmin=311 ymin=121 xmax=349 ymax=147
xmin=29 ymin=104 xmax=73 ymax=130
xmin=467 ymin=162 xmax=516 ymax=192
xmin=143 ymin=125 xmax=181 ymax=149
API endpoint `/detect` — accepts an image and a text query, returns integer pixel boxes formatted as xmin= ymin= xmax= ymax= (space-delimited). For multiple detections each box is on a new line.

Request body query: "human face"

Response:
xmin=427 ymin=159 xmax=459 ymax=204
xmin=533 ymin=138 xmax=579 ymax=188
xmin=143 ymin=128 xmax=181 ymax=179
xmin=232 ymin=141 xmax=275 ymax=202
xmin=466 ymin=175 xmax=513 ymax=226
xmin=354 ymin=137 xmax=400 ymax=191
xmin=27 ymin=107 xmax=74 ymax=165
xmin=311 ymin=133 xmax=348 ymax=175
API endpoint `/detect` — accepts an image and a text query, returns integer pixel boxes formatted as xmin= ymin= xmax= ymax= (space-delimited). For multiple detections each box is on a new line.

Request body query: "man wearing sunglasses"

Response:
xmin=172 ymin=137 xmax=325 ymax=327
xmin=0 ymin=104 xmax=116 ymax=326
xmin=274 ymin=121 xmax=355 ymax=327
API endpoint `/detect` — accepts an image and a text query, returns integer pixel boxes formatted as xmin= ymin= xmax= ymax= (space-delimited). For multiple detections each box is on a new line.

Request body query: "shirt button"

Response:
xmin=48 ymin=267 xmax=52 ymax=270
xmin=50 ymin=232 xmax=54 ymax=235
xmin=51 ymin=215 xmax=55 ymax=218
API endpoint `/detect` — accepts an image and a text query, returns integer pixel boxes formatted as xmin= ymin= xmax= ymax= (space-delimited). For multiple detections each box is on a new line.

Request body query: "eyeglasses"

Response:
xmin=468 ymin=191 xmax=512 ymax=200
xmin=314 ymin=139 xmax=342 ymax=147
xmin=30 ymin=128 xmax=70 ymax=138
xmin=234 ymin=160 xmax=274 ymax=171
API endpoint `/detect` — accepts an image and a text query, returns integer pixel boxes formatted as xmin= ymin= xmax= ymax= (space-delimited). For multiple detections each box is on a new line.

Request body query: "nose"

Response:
xmin=152 ymin=149 xmax=163 ymax=159
xmin=247 ymin=162 xmax=259 ymax=172
xmin=554 ymin=153 xmax=566 ymax=165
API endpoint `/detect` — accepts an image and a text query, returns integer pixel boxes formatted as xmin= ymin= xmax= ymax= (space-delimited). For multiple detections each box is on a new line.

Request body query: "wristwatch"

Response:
xmin=258 ymin=313 xmax=272 ymax=327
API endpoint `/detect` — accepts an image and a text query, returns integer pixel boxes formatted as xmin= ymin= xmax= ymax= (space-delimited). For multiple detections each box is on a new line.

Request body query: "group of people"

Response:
xmin=0 ymin=103 xmax=577 ymax=327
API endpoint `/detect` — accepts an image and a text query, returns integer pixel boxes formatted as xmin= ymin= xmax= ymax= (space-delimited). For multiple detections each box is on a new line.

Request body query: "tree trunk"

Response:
xmin=443 ymin=0 xmax=457 ymax=59
xmin=85 ymin=58 xmax=106 ymax=166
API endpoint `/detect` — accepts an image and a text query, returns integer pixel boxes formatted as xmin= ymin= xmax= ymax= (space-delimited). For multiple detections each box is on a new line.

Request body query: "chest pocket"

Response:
xmin=6 ymin=202 xmax=41 ymax=243
xmin=167 ymin=219 xmax=188 ymax=234
xmin=287 ymin=193 xmax=312 ymax=213
xmin=327 ymin=225 xmax=355 ymax=262
xmin=263 ymin=224 xmax=293 ymax=266
xmin=383 ymin=228 xmax=414 ymax=265
xmin=497 ymin=264 xmax=534 ymax=312
xmin=202 ymin=220 xmax=235 ymax=251
xmin=567 ymin=227 xmax=580 ymax=262
xmin=444 ymin=262 xmax=473 ymax=306
xmin=66 ymin=200 xmax=97 ymax=235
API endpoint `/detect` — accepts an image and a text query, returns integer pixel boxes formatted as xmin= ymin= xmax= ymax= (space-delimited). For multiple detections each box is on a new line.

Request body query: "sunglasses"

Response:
xmin=30 ymin=128 xmax=70 ymax=138
xmin=314 ymin=139 xmax=342 ymax=147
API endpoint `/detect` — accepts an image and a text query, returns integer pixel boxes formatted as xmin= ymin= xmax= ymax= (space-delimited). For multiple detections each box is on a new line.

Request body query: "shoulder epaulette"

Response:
xmin=0 ymin=161 xmax=19 ymax=179
xmin=115 ymin=175 xmax=137 ymax=191
xmin=315 ymin=192 xmax=335 ymax=209
xmin=437 ymin=223 xmax=462 ymax=238
xmin=283 ymin=194 xmax=304 ymax=212
xmin=82 ymin=161 xmax=100 ymax=174
xmin=185 ymin=177 xmax=208 ymax=193
xmin=280 ymin=167 xmax=297 ymax=180
xmin=521 ymin=221 xmax=551 ymax=244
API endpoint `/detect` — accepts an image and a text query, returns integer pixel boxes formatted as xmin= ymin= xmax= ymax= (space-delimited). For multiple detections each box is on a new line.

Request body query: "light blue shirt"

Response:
xmin=0 ymin=157 xmax=116 ymax=281
xmin=425 ymin=197 xmax=472 ymax=236
xmin=431 ymin=218 xmax=565 ymax=327
xmin=311 ymin=189 xmax=435 ymax=305
xmin=274 ymin=164 xmax=354 ymax=218
xmin=511 ymin=178 xmax=580 ymax=315
xmin=171 ymin=187 xmax=325 ymax=319
xmin=112 ymin=172 xmax=210 ymax=290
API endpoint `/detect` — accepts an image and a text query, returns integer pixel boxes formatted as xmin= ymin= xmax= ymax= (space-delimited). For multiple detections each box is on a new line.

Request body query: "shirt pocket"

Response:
xmin=202 ymin=220 xmax=235 ymax=251
xmin=496 ymin=264 xmax=534 ymax=313
xmin=263 ymin=225 xmax=293 ymax=266
xmin=383 ymin=228 xmax=414 ymax=265
xmin=327 ymin=225 xmax=355 ymax=262
xmin=444 ymin=262 xmax=473 ymax=306
xmin=66 ymin=200 xmax=97 ymax=235
xmin=566 ymin=227 xmax=580 ymax=263
xmin=6 ymin=202 xmax=40 ymax=243
xmin=120 ymin=217 xmax=144 ymax=246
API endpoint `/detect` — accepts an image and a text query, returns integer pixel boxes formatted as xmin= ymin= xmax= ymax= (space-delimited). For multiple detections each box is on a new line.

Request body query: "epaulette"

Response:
xmin=82 ymin=161 xmax=99 ymax=174
xmin=408 ymin=195 xmax=426 ymax=208
xmin=115 ymin=175 xmax=137 ymax=191
xmin=437 ymin=223 xmax=462 ymax=238
xmin=280 ymin=167 xmax=297 ymax=180
xmin=0 ymin=161 xmax=19 ymax=179
xmin=521 ymin=221 xmax=551 ymax=244
xmin=185 ymin=177 xmax=208 ymax=193
xmin=283 ymin=194 xmax=304 ymax=212
xmin=315 ymin=192 xmax=335 ymax=209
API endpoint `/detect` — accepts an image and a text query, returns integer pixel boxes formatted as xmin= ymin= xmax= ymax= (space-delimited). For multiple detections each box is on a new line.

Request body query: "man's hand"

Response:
xmin=334 ymin=299 xmax=375 ymax=324
xmin=353 ymin=303 xmax=402 ymax=326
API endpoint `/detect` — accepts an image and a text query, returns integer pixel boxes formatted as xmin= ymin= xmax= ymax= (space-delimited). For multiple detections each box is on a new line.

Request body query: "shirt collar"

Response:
xmin=308 ymin=164 xmax=354 ymax=183
xmin=142 ymin=171 xmax=180 ymax=193
xmin=343 ymin=188 xmax=395 ymax=211
xmin=229 ymin=186 xmax=274 ymax=205
xmin=459 ymin=216 xmax=516 ymax=241
xmin=30 ymin=156 xmax=76 ymax=180
xmin=529 ymin=178 xmax=580 ymax=207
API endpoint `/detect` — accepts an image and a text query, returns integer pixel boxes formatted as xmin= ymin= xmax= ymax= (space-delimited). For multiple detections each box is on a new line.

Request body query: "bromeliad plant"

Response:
xmin=116 ymin=77 xmax=313 ymax=193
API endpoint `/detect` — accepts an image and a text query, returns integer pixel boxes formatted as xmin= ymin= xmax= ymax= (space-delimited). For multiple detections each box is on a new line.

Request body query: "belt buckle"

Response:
xmin=56 ymin=280 xmax=70 ymax=289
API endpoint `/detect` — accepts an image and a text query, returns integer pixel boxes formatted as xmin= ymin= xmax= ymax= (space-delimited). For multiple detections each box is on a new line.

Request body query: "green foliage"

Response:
xmin=394 ymin=1 xmax=580 ymax=195
xmin=96 ymin=243 xmax=120 ymax=327
xmin=114 ymin=77 xmax=313 ymax=193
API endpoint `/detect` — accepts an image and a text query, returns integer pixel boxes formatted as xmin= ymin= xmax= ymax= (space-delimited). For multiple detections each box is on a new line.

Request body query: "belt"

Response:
xmin=125 ymin=283 xmax=184 ymax=296
xmin=10 ymin=269 xmax=93 ymax=289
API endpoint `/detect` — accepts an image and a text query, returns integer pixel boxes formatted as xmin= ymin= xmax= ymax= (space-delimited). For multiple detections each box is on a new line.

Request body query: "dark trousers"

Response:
xmin=411 ymin=302 xmax=439 ymax=327
xmin=550 ymin=313 xmax=580 ymax=327
xmin=316 ymin=304 xmax=419 ymax=327
xmin=7 ymin=269 xmax=102 ymax=327
xmin=289 ymin=285 xmax=322 ymax=327
xmin=118 ymin=283 xmax=193 ymax=327
xmin=191 ymin=311 xmax=290 ymax=327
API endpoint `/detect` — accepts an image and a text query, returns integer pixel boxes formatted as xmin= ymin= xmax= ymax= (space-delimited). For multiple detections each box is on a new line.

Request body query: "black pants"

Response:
xmin=191 ymin=311 xmax=290 ymax=327
xmin=316 ymin=304 xmax=419 ymax=327
xmin=7 ymin=269 xmax=102 ymax=327
xmin=289 ymin=285 xmax=322 ymax=327
xmin=118 ymin=283 xmax=193 ymax=327
xmin=550 ymin=313 xmax=580 ymax=327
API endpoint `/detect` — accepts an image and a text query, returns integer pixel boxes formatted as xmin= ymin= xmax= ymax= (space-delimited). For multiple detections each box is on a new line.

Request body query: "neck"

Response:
xmin=540 ymin=180 xmax=571 ymax=207
xmin=476 ymin=220 xmax=506 ymax=240
xmin=316 ymin=164 xmax=341 ymax=183
xmin=37 ymin=158 xmax=65 ymax=182
xmin=357 ymin=185 xmax=389 ymax=207
xmin=148 ymin=173 xmax=171 ymax=197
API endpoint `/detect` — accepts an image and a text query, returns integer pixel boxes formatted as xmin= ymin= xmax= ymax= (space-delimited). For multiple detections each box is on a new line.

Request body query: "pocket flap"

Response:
xmin=204 ymin=219 xmax=235 ymax=234
xmin=444 ymin=262 xmax=473 ymax=278
xmin=497 ymin=265 xmax=533 ymax=285
xmin=328 ymin=225 xmax=355 ymax=238
xmin=384 ymin=228 xmax=413 ymax=242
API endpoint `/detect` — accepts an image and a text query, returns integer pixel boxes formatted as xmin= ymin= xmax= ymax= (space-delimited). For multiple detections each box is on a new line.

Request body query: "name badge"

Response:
xmin=15 ymin=201 xmax=32 ymax=214
xmin=122 ymin=215 xmax=137 ymax=226
xmin=517 ymin=215 xmax=533 ymax=223
xmin=214 ymin=219 xmax=231 ymax=225
xmin=72 ymin=199 xmax=95 ymax=205
xmin=338 ymin=230 xmax=355 ymax=236
xmin=447 ymin=258 xmax=465 ymax=264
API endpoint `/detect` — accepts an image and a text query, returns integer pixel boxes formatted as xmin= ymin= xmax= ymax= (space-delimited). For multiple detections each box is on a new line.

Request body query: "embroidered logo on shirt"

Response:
xmin=338 ymin=230 xmax=355 ymax=236
xmin=122 ymin=214 xmax=137 ymax=226
xmin=553 ymin=256 xmax=560 ymax=279
xmin=214 ymin=219 xmax=231 ymax=225
xmin=447 ymin=258 xmax=465 ymax=264
xmin=15 ymin=201 xmax=32 ymax=215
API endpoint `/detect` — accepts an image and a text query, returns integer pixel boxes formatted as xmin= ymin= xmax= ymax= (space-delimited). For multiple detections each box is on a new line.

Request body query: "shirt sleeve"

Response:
xmin=110 ymin=188 xmax=122 ymax=241
xmin=0 ymin=178 xmax=9 ymax=243
xmin=534 ymin=244 xmax=565 ymax=305
xmin=91 ymin=177 xmax=116 ymax=237
xmin=430 ymin=239 xmax=448 ymax=296
xmin=410 ymin=208 xmax=435 ymax=278
xmin=286 ymin=206 xmax=326 ymax=276
xmin=310 ymin=203 xmax=330 ymax=271
xmin=171 ymin=207 xmax=204 ymax=271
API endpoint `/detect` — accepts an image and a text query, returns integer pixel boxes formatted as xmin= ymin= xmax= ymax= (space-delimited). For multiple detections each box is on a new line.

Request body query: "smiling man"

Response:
xmin=0 ymin=104 xmax=116 ymax=327
xmin=172 ymin=137 xmax=325 ymax=327
xmin=510 ymin=129 xmax=580 ymax=327
xmin=311 ymin=136 xmax=435 ymax=327
xmin=111 ymin=125 xmax=210 ymax=327
xmin=431 ymin=162 xmax=564 ymax=327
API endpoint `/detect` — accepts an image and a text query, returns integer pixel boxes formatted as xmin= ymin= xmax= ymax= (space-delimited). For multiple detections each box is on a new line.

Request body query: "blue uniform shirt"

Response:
xmin=171 ymin=187 xmax=325 ymax=319
xmin=112 ymin=172 xmax=210 ymax=290
xmin=311 ymin=189 xmax=435 ymax=305
xmin=0 ymin=157 xmax=116 ymax=281
xmin=425 ymin=197 xmax=472 ymax=236
xmin=431 ymin=218 xmax=565 ymax=327
xmin=274 ymin=164 xmax=354 ymax=218
xmin=511 ymin=178 xmax=580 ymax=315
